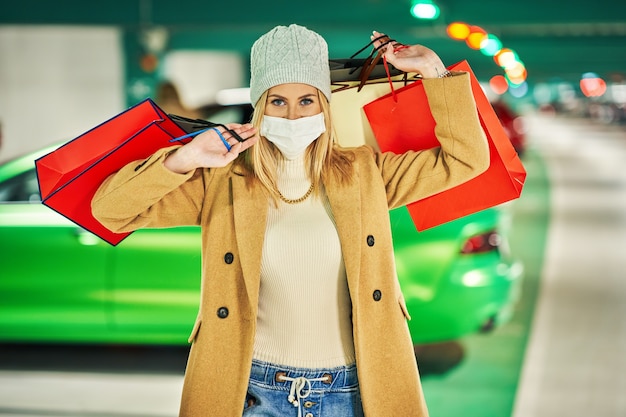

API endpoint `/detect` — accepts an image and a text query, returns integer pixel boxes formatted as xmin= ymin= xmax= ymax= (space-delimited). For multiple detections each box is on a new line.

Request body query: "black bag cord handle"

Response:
xmin=347 ymin=34 xmax=406 ymax=91
xmin=168 ymin=114 xmax=246 ymax=143
xmin=349 ymin=36 xmax=394 ymax=71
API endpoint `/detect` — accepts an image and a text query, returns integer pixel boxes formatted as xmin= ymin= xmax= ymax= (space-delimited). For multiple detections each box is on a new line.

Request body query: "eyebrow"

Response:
xmin=268 ymin=93 xmax=317 ymax=100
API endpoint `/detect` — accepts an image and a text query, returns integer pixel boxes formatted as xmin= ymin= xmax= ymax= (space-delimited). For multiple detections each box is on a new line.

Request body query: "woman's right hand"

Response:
xmin=164 ymin=123 xmax=259 ymax=174
xmin=371 ymin=31 xmax=447 ymax=79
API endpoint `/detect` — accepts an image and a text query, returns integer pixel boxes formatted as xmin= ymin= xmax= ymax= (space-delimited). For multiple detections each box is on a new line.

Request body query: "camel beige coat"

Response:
xmin=92 ymin=73 xmax=489 ymax=416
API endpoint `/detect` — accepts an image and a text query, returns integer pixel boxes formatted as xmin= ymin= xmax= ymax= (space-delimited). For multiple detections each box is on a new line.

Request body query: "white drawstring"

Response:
xmin=277 ymin=374 xmax=330 ymax=417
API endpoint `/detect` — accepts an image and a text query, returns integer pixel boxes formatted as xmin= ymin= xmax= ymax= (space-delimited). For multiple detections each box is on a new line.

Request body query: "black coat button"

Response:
xmin=224 ymin=252 xmax=234 ymax=264
xmin=217 ymin=307 xmax=229 ymax=319
xmin=366 ymin=235 xmax=375 ymax=246
xmin=373 ymin=290 xmax=382 ymax=301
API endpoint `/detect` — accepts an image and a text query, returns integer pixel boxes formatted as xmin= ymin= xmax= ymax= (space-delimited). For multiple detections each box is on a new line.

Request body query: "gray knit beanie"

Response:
xmin=249 ymin=24 xmax=331 ymax=107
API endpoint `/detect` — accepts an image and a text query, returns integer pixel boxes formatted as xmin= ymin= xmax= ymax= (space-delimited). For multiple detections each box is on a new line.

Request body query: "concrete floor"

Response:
xmin=0 ymin=345 xmax=186 ymax=416
xmin=0 ymin=371 xmax=182 ymax=416
xmin=1 ymin=114 xmax=625 ymax=416
xmin=512 ymin=115 xmax=626 ymax=417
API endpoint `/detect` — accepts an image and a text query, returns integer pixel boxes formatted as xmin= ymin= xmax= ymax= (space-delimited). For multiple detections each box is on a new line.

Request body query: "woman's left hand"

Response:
xmin=371 ymin=30 xmax=448 ymax=79
xmin=164 ymin=123 xmax=259 ymax=174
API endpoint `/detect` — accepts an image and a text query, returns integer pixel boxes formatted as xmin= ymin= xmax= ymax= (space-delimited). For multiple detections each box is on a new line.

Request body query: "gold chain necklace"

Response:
xmin=278 ymin=183 xmax=314 ymax=204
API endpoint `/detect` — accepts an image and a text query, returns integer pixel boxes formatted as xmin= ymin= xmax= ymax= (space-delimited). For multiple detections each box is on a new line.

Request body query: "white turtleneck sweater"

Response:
xmin=252 ymin=156 xmax=356 ymax=369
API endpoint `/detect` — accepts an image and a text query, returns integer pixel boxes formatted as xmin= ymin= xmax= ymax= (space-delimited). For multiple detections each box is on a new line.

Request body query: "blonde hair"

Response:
xmin=237 ymin=89 xmax=354 ymax=204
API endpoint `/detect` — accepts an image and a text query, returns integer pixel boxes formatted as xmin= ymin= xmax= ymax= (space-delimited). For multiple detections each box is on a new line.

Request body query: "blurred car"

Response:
xmin=491 ymin=100 xmax=526 ymax=157
xmin=0 ymin=143 xmax=522 ymax=346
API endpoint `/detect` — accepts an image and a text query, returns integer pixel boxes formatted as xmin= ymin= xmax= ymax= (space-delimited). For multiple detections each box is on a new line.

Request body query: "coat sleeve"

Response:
xmin=90 ymin=145 xmax=206 ymax=233
xmin=373 ymin=71 xmax=490 ymax=209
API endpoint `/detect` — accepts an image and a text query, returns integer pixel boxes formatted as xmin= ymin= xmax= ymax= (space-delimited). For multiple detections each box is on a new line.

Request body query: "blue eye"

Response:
xmin=270 ymin=98 xmax=285 ymax=106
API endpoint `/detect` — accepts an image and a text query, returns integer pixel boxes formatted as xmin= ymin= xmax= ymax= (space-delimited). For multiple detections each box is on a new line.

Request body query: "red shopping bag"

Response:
xmin=363 ymin=60 xmax=526 ymax=230
xmin=35 ymin=99 xmax=190 ymax=246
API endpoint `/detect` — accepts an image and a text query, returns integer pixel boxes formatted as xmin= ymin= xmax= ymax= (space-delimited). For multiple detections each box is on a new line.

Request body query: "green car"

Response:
xmin=0 ymin=145 xmax=522 ymax=345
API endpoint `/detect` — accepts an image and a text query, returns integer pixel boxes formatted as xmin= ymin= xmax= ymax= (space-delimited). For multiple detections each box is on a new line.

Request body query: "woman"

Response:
xmin=92 ymin=24 xmax=489 ymax=417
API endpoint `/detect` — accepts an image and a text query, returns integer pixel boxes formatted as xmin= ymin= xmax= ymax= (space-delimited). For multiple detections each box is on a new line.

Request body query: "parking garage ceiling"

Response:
xmin=2 ymin=0 xmax=625 ymax=84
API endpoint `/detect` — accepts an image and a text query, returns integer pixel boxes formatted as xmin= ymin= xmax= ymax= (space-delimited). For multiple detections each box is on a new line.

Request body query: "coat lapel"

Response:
xmin=231 ymin=174 xmax=267 ymax=312
xmin=325 ymin=172 xmax=363 ymax=300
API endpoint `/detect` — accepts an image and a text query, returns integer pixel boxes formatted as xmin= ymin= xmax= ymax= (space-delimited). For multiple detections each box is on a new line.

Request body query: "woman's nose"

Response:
xmin=286 ymin=106 xmax=300 ymax=120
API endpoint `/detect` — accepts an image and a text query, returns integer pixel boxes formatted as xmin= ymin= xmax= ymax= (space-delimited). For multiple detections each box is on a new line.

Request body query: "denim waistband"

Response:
xmin=250 ymin=359 xmax=359 ymax=390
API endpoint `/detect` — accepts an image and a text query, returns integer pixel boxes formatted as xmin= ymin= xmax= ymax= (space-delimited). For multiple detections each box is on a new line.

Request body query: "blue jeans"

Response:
xmin=243 ymin=359 xmax=364 ymax=417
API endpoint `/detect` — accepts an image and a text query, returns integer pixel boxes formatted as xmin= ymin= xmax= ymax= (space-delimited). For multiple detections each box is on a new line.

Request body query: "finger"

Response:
xmin=224 ymin=122 xmax=258 ymax=136
xmin=391 ymin=43 xmax=409 ymax=53
xmin=230 ymin=124 xmax=258 ymax=142
xmin=371 ymin=31 xmax=390 ymax=50
xmin=224 ymin=122 xmax=244 ymax=130
xmin=231 ymin=132 xmax=259 ymax=153
xmin=371 ymin=30 xmax=386 ymax=42
xmin=222 ymin=122 xmax=245 ymax=141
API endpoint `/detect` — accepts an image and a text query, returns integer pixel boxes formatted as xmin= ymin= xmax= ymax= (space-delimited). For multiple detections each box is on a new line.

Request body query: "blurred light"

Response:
xmin=462 ymin=271 xmax=488 ymax=287
xmin=479 ymin=34 xmax=502 ymax=56
xmin=513 ymin=116 xmax=526 ymax=136
xmin=447 ymin=22 xmax=471 ymax=40
xmin=580 ymin=73 xmax=607 ymax=97
xmin=610 ymin=84 xmax=626 ymax=104
xmin=128 ymin=78 xmax=152 ymax=100
xmin=533 ymin=83 xmax=554 ymax=104
xmin=557 ymin=82 xmax=577 ymax=104
xmin=465 ymin=26 xmax=487 ymax=50
xmin=489 ymin=75 xmax=509 ymax=95
xmin=140 ymin=27 xmax=168 ymax=53
xmin=509 ymin=82 xmax=529 ymax=98
xmin=494 ymin=48 xmax=519 ymax=69
xmin=506 ymin=62 xmax=527 ymax=79
xmin=505 ymin=62 xmax=528 ymax=85
xmin=410 ymin=0 xmax=440 ymax=20
xmin=446 ymin=21 xmax=530 ymax=86
xmin=461 ymin=230 xmax=500 ymax=254
xmin=140 ymin=53 xmax=159 ymax=73
xmin=77 ymin=232 xmax=100 ymax=246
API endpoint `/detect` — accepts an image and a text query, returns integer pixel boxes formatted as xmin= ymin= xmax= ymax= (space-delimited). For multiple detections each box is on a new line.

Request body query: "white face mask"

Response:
xmin=260 ymin=113 xmax=326 ymax=160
